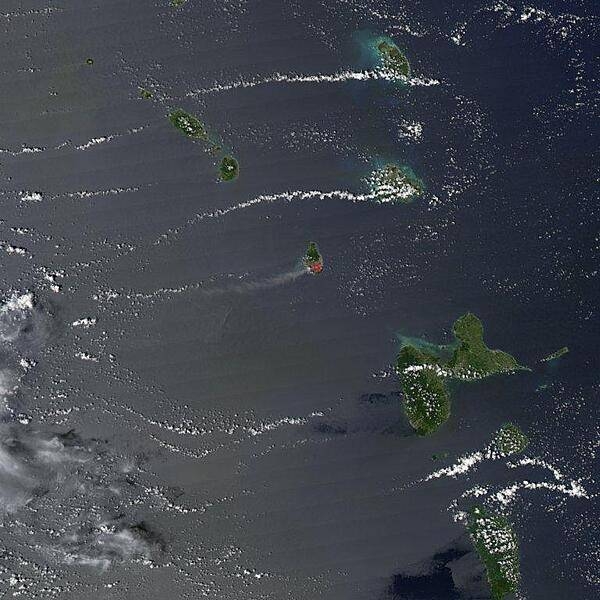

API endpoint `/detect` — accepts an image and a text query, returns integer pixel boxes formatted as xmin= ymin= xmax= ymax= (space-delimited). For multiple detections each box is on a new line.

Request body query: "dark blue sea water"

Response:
xmin=0 ymin=0 xmax=597 ymax=598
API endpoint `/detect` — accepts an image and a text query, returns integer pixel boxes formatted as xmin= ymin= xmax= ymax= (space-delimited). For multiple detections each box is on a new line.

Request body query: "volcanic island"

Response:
xmin=219 ymin=156 xmax=239 ymax=181
xmin=304 ymin=242 xmax=323 ymax=274
xmin=168 ymin=108 xmax=239 ymax=181
xmin=376 ymin=38 xmax=411 ymax=78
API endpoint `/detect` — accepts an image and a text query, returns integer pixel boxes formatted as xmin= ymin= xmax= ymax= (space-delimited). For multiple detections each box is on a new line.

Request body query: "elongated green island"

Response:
xmin=376 ymin=38 xmax=411 ymax=78
xmin=541 ymin=346 xmax=569 ymax=362
xmin=401 ymin=368 xmax=450 ymax=436
xmin=467 ymin=506 xmax=520 ymax=600
xmin=396 ymin=345 xmax=448 ymax=435
xmin=367 ymin=163 xmax=424 ymax=203
xmin=396 ymin=314 xmax=526 ymax=435
xmin=169 ymin=109 xmax=210 ymax=140
xmin=304 ymin=242 xmax=323 ymax=274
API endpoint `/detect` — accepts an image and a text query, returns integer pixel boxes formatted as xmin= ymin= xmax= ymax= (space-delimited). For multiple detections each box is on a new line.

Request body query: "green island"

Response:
xmin=169 ymin=109 xmax=210 ymax=140
xmin=304 ymin=242 xmax=323 ymax=274
xmin=396 ymin=345 xmax=449 ymax=435
xmin=376 ymin=38 xmax=411 ymax=78
xmin=139 ymin=87 xmax=153 ymax=99
xmin=367 ymin=163 xmax=424 ymax=204
xmin=431 ymin=451 xmax=449 ymax=461
xmin=493 ymin=423 xmax=529 ymax=456
xmin=168 ymin=109 xmax=240 ymax=179
xmin=396 ymin=314 xmax=525 ymax=435
xmin=541 ymin=346 xmax=569 ymax=362
xmin=171 ymin=0 xmax=187 ymax=6
xmin=219 ymin=156 xmax=239 ymax=181
xmin=448 ymin=313 xmax=526 ymax=380
xmin=467 ymin=506 xmax=520 ymax=600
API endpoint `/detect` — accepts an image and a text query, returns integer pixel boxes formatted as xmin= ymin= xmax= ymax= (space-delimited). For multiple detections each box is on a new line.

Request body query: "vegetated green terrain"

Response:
xmin=396 ymin=345 xmax=449 ymax=435
xmin=396 ymin=344 xmax=443 ymax=371
xmin=367 ymin=163 xmax=424 ymax=203
xmin=306 ymin=242 xmax=321 ymax=263
xmin=431 ymin=451 xmax=449 ymax=461
xmin=396 ymin=314 xmax=525 ymax=435
xmin=401 ymin=368 xmax=450 ymax=436
xmin=139 ymin=87 xmax=153 ymax=99
xmin=493 ymin=423 xmax=529 ymax=456
xmin=169 ymin=109 xmax=209 ymax=140
xmin=219 ymin=156 xmax=239 ymax=181
xmin=448 ymin=313 xmax=525 ymax=380
xmin=541 ymin=346 xmax=569 ymax=362
xmin=376 ymin=39 xmax=411 ymax=77
xmin=168 ymin=109 xmax=239 ymax=180
xmin=467 ymin=506 xmax=520 ymax=600
xmin=305 ymin=242 xmax=322 ymax=265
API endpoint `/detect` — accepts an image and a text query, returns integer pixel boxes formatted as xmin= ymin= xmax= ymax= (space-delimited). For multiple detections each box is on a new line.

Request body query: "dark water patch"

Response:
xmin=389 ymin=568 xmax=461 ymax=599
xmin=312 ymin=391 xmax=415 ymax=437
xmin=383 ymin=536 xmax=490 ymax=600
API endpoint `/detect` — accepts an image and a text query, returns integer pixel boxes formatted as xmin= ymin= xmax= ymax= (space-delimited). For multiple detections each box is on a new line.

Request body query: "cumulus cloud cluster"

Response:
xmin=0 ymin=291 xmax=163 ymax=573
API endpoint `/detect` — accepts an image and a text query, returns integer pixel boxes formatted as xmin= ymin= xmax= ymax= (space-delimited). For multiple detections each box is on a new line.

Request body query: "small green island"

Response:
xmin=467 ymin=506 xmax=520 ymax=600
xmin=431 ymin=451 xmax=449 ymax=461
xmin=304 ymin=242 xmax=323 ymax=274
xmin=396 ymin=314 xmax=526 ymax=435
xmin=541 ymin=346 xmax=569 ymax=362
xmin=169 ymin=109 xmax=209 ymax=140
xmin=139 ymin=87 xmax=153 ymax=99
xmin=171 ymin=0 xmax=187 ymax=6
xmin=168 ymin=109 xmax=240 ymax=180
xmin=376 ymin=38 xmax=411 ymax=78
xmin=492 ymin=423 xmax=529 ymax=456
xmin=219 ymin=156 xmax=239 ymax=181
xmin=367 ymin=163 xmax=424 ymax=204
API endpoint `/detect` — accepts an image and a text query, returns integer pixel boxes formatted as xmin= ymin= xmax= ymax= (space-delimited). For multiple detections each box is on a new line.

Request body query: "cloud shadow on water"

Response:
xmin=381 ymin=535 xmax=491 ymax=600
xmin=313 ymin=392 xmax=415 ymax=438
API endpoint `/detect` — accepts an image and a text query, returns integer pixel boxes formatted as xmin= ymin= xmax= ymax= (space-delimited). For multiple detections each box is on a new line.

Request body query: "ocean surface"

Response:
xmin=0 ymin=1 xmax=597 ymax=598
